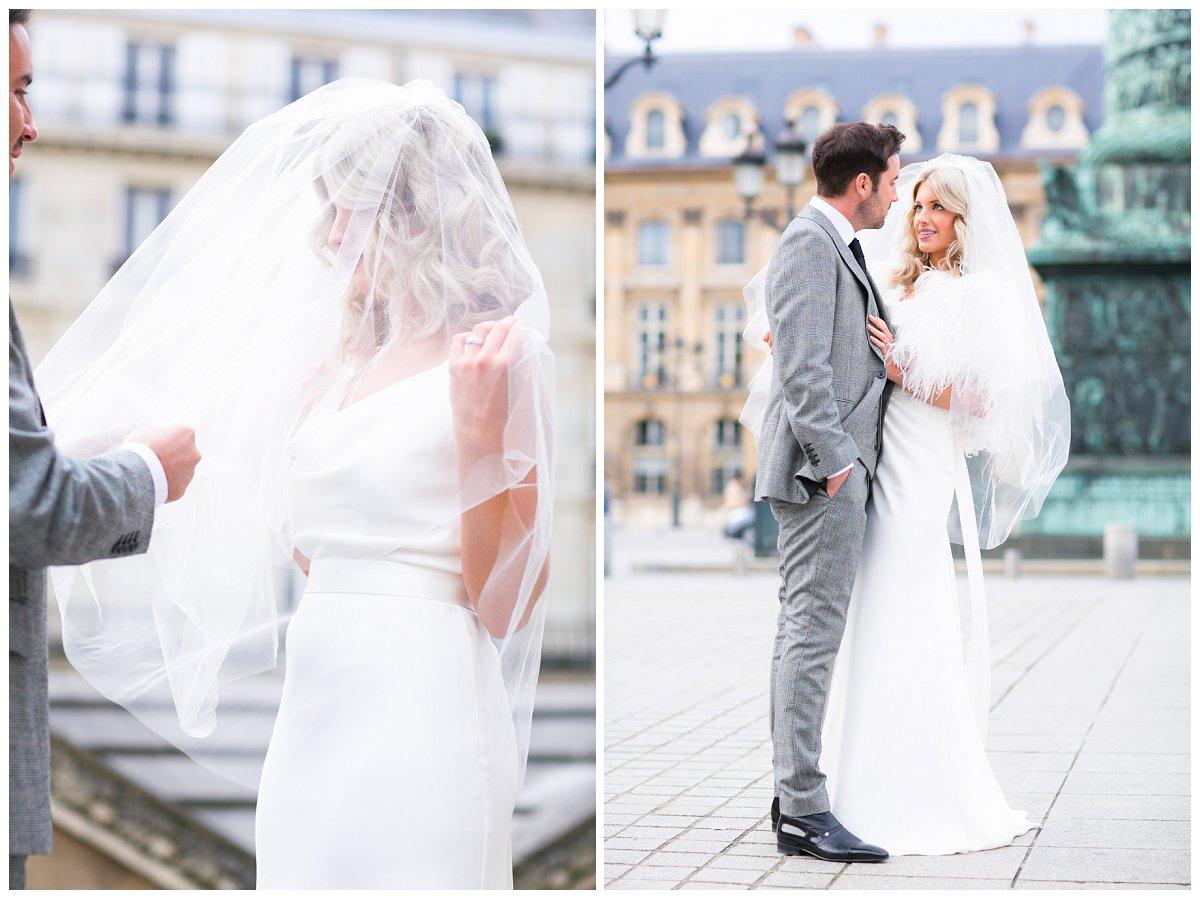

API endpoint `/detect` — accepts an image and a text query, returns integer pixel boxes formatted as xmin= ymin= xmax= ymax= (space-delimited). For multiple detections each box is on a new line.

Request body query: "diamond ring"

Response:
xmin=464 ymin=334 xmax=484 ymax=346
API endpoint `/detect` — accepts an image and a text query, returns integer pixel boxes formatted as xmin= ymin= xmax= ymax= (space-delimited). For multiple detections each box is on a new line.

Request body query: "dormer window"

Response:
xmin=937 ymin=85 xmax=999 ymax=154
xmin=626 ymin=92 xmax=687 ymax=159
xmin=699 ymin=96 xmax=758 ymax=158
xmin=784 ymin=89 xmax=838 ymax=151
xmin=959 ymin=102 xmax=979 ymax=145
xmin=862 ymin=93 xmax=922 ymax=153
xmin=1021 ymin=87 xmax=1089 ymax=150
xmin=646 ymin=109 xmax=666 ymax=150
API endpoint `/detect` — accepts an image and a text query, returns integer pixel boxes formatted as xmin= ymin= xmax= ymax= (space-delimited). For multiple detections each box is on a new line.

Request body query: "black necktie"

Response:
xmin=848 ymin=237 xmax=868 ymax=274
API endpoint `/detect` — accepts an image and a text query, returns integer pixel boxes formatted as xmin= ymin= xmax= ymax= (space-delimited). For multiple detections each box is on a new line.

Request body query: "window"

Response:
xmin=454 ymin=72 xmax=497 ymax=132
xmin=715 ymin=220 xmax=745 ymax=265
xmin=122 ymin=40 xmax=175 ymax=126
xmin=635 ymin=418 xmax=667 ymax=447
xmin=714 ymin=418 xmax=742 ymax=449
xmin=633 ymin=419 xmax=668 ymax=494
xmin=645 ymin=109 xmax=665 ymax=150
xmin=291 ymin=56 xmax=338 ymax=103
xmin=722 ymin=112 xmax=741 ymax=140
xmin=9 ymin=178 xmax=30 ymax=277
xmin=799 ymin=105 xmax=822 ymax=144
xmin=879 ymin=110 xmax=898 ymax=127
xmin=635 ymin=303 xmax=668 ymax=386
xmin=636 ymin=220 xmax=670 ymax=267
xmin=959 ymin=102 xmax=979 ymax=145
xmin=1045 ymin=104 xmax=1066 ymax=133
xmin=633 ymin=458 xmax=669 ymax=494
xmin=714 ymin=303 xmax=744 ymax=385
xmin=121 ymin=186 xmax=172 ymax=267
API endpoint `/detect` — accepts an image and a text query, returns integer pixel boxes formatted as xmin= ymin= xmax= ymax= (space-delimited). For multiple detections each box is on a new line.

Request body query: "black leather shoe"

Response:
xmin=776 ymin=809 xmax=888 ymax=863
xmin=770 ymin=796 xmax=780 ymax=830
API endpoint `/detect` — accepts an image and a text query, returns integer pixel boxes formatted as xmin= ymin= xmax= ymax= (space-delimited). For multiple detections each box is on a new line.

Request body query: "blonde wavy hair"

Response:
xmin=311 ymin=101 xmax=534 ymax=366
xmin=890 ymin=165 xmax=969 ymax=291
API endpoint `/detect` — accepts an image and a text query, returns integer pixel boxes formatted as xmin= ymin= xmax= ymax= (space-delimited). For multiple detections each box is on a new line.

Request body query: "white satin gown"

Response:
xmin=254 ymin=361 xmax=519 ymax=888
xmin=820 ymin=276 xmax=1033 ymax=855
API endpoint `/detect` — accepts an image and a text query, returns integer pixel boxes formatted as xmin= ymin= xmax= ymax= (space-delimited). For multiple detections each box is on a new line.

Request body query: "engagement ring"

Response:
xmin=465 ymin=334 xmax=484 ymax=346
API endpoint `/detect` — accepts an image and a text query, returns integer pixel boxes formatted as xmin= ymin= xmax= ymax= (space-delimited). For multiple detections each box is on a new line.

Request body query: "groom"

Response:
xmin=8 ymin=9 xmax=201 ymax=889
xmin=756 ymin=121 xmax=903 ymax=863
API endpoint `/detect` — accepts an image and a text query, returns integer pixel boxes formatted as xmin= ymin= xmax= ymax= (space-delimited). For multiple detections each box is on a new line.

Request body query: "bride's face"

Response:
xmin=911 ymin=181 xmax=956 ymax=261
xmin=327 ymin=204 xmax=373 ymax=296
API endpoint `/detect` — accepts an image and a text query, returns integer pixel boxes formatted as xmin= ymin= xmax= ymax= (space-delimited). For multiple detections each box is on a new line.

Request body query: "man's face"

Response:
xmin=857 ymin=153 xmax=901 ymax=231
xmin=9 ymin=23 xmax=37 ymax=176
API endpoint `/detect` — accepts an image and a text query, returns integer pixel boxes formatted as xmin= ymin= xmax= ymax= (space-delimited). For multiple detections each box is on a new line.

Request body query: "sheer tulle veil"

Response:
xmin=36 ymin=78 xmax=554 ymax=792
xmin=742 ymin=153 xmax=1069 ymax=550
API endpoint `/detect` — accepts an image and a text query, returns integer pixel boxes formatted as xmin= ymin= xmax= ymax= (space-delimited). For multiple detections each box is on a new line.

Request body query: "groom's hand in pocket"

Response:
xmin=825 ymin=466 xmax=851 ymax=498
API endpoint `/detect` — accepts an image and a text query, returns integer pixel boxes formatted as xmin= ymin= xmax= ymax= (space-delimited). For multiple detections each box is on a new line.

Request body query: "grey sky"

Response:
xmin=605 ymin=9 xmax=1109 ymax=54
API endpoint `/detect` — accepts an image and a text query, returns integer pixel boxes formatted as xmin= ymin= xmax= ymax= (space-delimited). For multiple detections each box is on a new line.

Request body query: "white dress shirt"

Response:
xmin=118 ymin=442 xmax=169 ymax=507
xmin=807 ymin=195 xmax=858 ymax=483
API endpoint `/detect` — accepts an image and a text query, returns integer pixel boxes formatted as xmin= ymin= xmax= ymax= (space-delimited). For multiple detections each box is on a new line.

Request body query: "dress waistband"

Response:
xmin=304 ymin=558 xmax=469 ymax=607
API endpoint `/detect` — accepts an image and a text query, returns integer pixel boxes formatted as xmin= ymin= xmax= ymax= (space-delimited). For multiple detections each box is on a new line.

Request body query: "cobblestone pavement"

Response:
xmin=603 ymin=570 xmax=1189 ymax=889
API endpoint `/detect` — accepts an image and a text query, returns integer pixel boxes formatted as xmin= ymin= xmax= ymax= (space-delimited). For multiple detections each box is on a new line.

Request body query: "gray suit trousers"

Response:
xmin=769 ymin=461 xmax=871 ymax=817
xmin=10 ymin=853 xmax=27 ymax=889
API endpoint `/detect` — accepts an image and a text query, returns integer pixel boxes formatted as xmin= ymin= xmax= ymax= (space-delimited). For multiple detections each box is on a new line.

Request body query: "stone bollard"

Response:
xmin=1104 ymin=522 xmax=1138 ymax=579
xmin=1003 ymin=548 xmax=1022 ymax=578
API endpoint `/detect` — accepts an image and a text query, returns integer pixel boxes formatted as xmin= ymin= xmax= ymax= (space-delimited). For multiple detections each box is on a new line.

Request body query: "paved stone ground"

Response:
xmin=603 ymin=569 xmax=1189 ymax=890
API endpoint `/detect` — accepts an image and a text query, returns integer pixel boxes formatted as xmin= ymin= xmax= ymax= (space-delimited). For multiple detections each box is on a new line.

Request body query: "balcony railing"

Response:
xmin=35 ymin=76 xmax=594 ymax=165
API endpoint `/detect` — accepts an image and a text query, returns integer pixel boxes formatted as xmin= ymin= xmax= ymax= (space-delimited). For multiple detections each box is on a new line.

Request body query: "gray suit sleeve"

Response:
xmin=9 ymin=338 xmax=156 ymax=570
xmin=766 ymin=227 xmax=861 ymax=479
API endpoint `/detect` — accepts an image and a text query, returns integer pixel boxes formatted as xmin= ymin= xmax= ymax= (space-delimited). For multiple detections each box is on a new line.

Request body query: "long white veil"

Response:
xmin=742 ymin=154 xmax=1069 ymax=551
xmin=36 ymin=78 xmax=554 ymax=793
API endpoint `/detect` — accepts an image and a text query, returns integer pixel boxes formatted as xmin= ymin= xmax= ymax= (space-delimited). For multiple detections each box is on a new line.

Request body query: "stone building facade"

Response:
xmin=604 ymin=31 xmax=1104 ymax=527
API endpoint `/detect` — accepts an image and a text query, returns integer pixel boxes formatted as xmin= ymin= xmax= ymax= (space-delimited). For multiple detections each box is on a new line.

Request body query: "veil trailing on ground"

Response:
xmin=36 ymin=78 xmax=554 ymax=792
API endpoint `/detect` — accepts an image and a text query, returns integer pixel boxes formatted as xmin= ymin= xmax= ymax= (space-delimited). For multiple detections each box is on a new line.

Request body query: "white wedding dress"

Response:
xmin=820 ymin=271 xmax=1033 ymax=855
xmin=254 ymin=361 xmax=520 ymax=888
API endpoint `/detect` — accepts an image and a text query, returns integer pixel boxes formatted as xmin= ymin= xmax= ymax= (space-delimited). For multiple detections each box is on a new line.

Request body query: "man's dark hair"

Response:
xmin=10 ymin=10 xmax=32 ymax=27
xmin=811 ymin=122 xmax=905 ymax=197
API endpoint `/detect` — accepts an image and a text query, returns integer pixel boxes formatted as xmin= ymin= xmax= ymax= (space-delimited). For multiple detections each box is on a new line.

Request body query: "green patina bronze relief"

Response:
xmin=1027 ymin=9 xmax=1190 ymax=543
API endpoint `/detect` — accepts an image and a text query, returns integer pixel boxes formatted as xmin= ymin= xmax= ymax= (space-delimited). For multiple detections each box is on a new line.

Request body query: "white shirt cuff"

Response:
xmin=119 ymin=442 xmax=168 ymax=507
xmin=830 ymin=463 xmax=854 ymax=480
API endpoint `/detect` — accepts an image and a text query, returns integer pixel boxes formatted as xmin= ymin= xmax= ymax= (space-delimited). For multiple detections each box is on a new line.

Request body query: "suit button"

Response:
xmin=877 ymin=369 xmax=885 ymax=379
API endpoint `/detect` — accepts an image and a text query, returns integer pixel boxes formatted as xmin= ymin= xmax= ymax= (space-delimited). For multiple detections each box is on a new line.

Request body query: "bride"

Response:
xmin=747 ymin=153 xmax=1069 ymax=855
xmin=36 ymin=79 xmax=554 ymax=888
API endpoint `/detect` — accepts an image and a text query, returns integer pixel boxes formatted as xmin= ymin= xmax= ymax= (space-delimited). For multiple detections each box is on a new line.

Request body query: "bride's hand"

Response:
xmin=449 ymin=316 xmax=521 ymax=459
xmin=762 ymin=329 xmax=773 ymax=350
xmin=867 ymin=314 xmax=904 ymax=384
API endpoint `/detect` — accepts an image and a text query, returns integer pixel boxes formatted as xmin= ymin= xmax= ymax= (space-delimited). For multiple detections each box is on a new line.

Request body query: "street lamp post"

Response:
xmin=604 ymin=10 xmax=666 ymax=90
xmin=732 ymin=120 xmax=808 ymax=231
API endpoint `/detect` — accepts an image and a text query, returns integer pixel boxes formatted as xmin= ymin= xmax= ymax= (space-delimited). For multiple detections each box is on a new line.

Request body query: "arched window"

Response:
xmin=799 ymin=105 xmax=822 ymax=144
xmin=722 ymin=112 xmax=741 ymax=140
xmin=1021 ymin=87 xmax=1089 ymax=150
xmin=645 ymin=109 xmax=666 ymax=150
xmin=1045 ymin=104 xmax=1066 ymax=133
xmin=879 ymin=110 xmax=898 ymax=128
xmin=959 ymin=102 xmax=979 ymax=145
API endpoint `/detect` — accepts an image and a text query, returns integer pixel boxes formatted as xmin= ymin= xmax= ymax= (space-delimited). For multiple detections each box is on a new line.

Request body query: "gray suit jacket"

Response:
xmin=9 ymin=303 xmax=156 ymax=856
xmin=754 ymin=205 xmax=894 ymax=504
